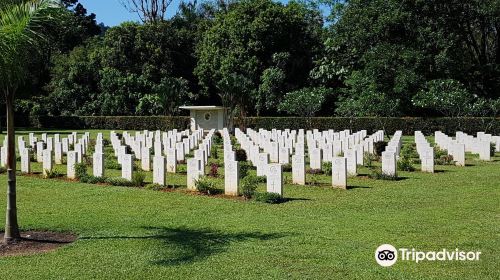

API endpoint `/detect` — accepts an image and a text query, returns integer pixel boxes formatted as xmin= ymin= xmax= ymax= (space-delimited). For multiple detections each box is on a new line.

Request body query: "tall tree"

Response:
xmin=195 ymin=0 xmax=324 ymax=120
xmin=0 ymin=0 xmax=61 ymax=243
xmin=315 ymin=0 xmax=500 ymax=116
xmin=121 ymin=0 xmax=173 ymax=23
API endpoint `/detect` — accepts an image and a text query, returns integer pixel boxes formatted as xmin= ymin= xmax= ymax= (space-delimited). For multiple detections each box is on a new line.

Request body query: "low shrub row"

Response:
xmin=236 ymin=117 xmax=500 ymax=135
xmin=28 ymin=116 xmax=190 ymax=131
xmin=19 ymin=116 xmax=500 ymax=135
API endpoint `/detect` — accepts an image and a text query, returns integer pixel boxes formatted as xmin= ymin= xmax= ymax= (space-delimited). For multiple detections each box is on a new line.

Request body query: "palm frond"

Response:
xmin=0 ymin=0 xmax=61 ymax=91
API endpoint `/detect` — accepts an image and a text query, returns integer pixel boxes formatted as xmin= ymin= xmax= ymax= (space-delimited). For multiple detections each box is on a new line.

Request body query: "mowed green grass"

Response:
xmin=0 ymin=129 xmax=498 ymax=279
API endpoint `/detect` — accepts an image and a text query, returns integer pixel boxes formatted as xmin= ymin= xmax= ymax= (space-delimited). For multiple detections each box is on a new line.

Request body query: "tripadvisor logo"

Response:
xmin=375 ymin=244 xmax=481 ymax=267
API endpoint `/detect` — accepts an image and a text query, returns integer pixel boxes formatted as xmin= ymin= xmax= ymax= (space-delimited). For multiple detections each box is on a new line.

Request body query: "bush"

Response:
xmin=209 ymin=163 xmax=219 ymax=178
xmin=401 ymin=144 xmax=419 ymax=159
xmin=398 ymin=144 xmax=416 ymax=172
xmin=132 ymin=172 xmax=147 ymax=187
xmin=368 ymin=168 xmax=398 ymax=180
xmin=177 ymin=165 xmax=187 ymax=174
xmin=82 ymin=155 xmax=93 ymax=166
xmin=306 ymin=168 xmax=324 ymax=175
xmin=435 ymin=155 xmax=454 ymax=165
xmin=75 ymin=162 xmax=88 ymax=179
xmin=235 ymin=149 xmax=247 ymax=161
xmin=491 ymin=143 xmax=496 ymax=157
xmin=240 ymin=174 xmax=260 ymax=199
xmin=207 ymin=157 xmax=223 ymax=167
xmin=106 ymin=177 xmax=134 ymax=187
xmin=434 ymin=147 xmax=448 ymax=159
xmin=144 ymin=183 xmax=171 ymax=191
xmin=44 ymin=169 xmax=62 ymax=179
xmin=397 ymin=157 xmax=415 ymax=172
xmin=321 ymin=162 xmax=332 ymax=175
xmin=211 ymin=145 xmax=219 ymax=159
xmin=213 ymin=132 xmax=223 ymax=145
xmin=364 ymin=152 xmax=377 ymax=167
xmin=0 ymin=167 xmax=6 ymax=174
xmin=239 ymin=161 xmax=251 ymax=178
xmin=374 ymin=141 xmax=387 ymax=156
xmin=105 ymin=159 xmax=121 ymax=170
xmin=102 ymin=139 xmax=111 ymax=146
xmin=308 ymin=174 xmax=320 ymax=186
xmin=80 ymin=175 xmax=107 ymax=184
xmin=282 ymin=163 xmax=292 ymax=172
xmin=255 ymin=192 xmax=285 ymax=204
xmin=195 ymin=176 xmax=218 ymax=195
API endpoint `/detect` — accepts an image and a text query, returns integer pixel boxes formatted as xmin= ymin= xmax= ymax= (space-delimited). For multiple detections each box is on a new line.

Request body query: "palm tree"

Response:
xmin=0 ymin=0 xmax=60 ymax=243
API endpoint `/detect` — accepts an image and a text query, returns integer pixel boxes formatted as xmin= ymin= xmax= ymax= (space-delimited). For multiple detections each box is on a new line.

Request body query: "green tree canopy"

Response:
xmin=195 ymin=0 xmax=324 ymax=117
xmin=314 ymin=0 xmax=500 ymax=116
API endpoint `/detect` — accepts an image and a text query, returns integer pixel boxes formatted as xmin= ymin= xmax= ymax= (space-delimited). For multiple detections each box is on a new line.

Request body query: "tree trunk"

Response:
xmin=3 ymin=90 xmax=20 ymax=243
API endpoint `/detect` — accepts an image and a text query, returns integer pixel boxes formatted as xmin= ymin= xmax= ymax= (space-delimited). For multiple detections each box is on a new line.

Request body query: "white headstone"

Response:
xmin=62 ymin=138 xmax=69 ymax=154
xmin=267 ymin=164 xmax=283 ymax=195
xmin=269 ymin=142 xmax=279 ymax=162
xmin=166 ymin=148 xmax=177 ymax=173
xmin=224 ymin=160 xmax=239 ymax=196
xmin=257 ymin=153 xmax=269 ymax=176
xmin=332 ymin=157 xmax=347 ymax=189
xmin=421 ymin=148 xmax=434 ymax=173
xmin=95 ymin=143 xmax=103 ymax=154
xmin=176 ymin=142 xmax=185 ymax=161
xmin=187 ymin=158 xmax=201 ymax=190
xmin=291 ymin=154 xmax=305 ymax=185
xmin=478 ymin=141 xmax=491 ymax=161
xmin=20 ymin=148 xmax=31 ymax=173
xmin=153 ymin=155 xmax=166 ymax=186
xmin=46 ymin=137 xmax=53 ymax=151
xmin=54 ymin=142 xmax=63 ymax=164
xmin=75 ymin=143 xmax=83 ymax=163
xmin=42 ymin=150 xmax=53 ymax=177
xmin=36 ymin=142 xmax=44 ymax=163
xmin=67 ymin=151 xmax=77 ymax=179
xmin=345 ymin=149 xmax=357 ymax=176
xmin=93 ymin=152 xmax=104 ymax=177
xmin=382 ymin=151 xmax=397 ymax=177
xmin=154 ymin=140 xmax=162 ymax=156
xmin=309 ymin=148 xmax=322 ymax=170
xmin=121 ymin=154 xmax=133 ymax=181
xmin=141 ymin=148 xmax=151 ymax=171
xmin=0 ymin=147 xmax=6 ymax=167
xmin=453 ymin=143 xmax=465 ymax=166
xmin=278 ymin=146 xmax=290 ymax=164
xmin=355 ymin=144 xmax=364 ymax=166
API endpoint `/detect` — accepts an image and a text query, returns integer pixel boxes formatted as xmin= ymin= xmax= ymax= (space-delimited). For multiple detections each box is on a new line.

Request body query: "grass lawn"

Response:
xmin=0 ymin=129 xmax=498 ymax=279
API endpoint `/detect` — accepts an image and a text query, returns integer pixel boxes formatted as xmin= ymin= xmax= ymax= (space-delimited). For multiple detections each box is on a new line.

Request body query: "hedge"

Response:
xmin=29 ymin=116 xmax=190 ymax=131
xmin=235 ymin=117 xmax=500 ymax=135
xmin=23 ymin=116 xmax=500 ymax=135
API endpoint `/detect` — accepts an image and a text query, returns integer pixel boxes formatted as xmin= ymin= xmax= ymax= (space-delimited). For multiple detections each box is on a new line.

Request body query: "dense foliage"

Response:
xmin=316 ymin=0 xmax=500 ymax=117
xmin=12 ymin=0 xmax=500 ymax=118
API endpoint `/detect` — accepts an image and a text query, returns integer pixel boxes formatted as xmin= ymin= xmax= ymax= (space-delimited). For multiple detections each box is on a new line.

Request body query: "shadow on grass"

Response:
xmin=434 ymin=169 xmax=447 ymax=173
xmin=394 ymin=176 xmax=409 ymax=181
xmin=283 ymin=197 xmax=311 ymax=202
xmin=81 ymin=226 xmax=287 ymax=266
xmin=347 ymin=185 xmax=371 ymax=190
xmin=164 ymin=184 xmax=184 ymax=189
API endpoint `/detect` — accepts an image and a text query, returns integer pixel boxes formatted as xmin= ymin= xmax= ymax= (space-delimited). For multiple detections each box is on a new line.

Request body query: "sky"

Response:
xmin=79 ymin=0 xmax=301 ymax=27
